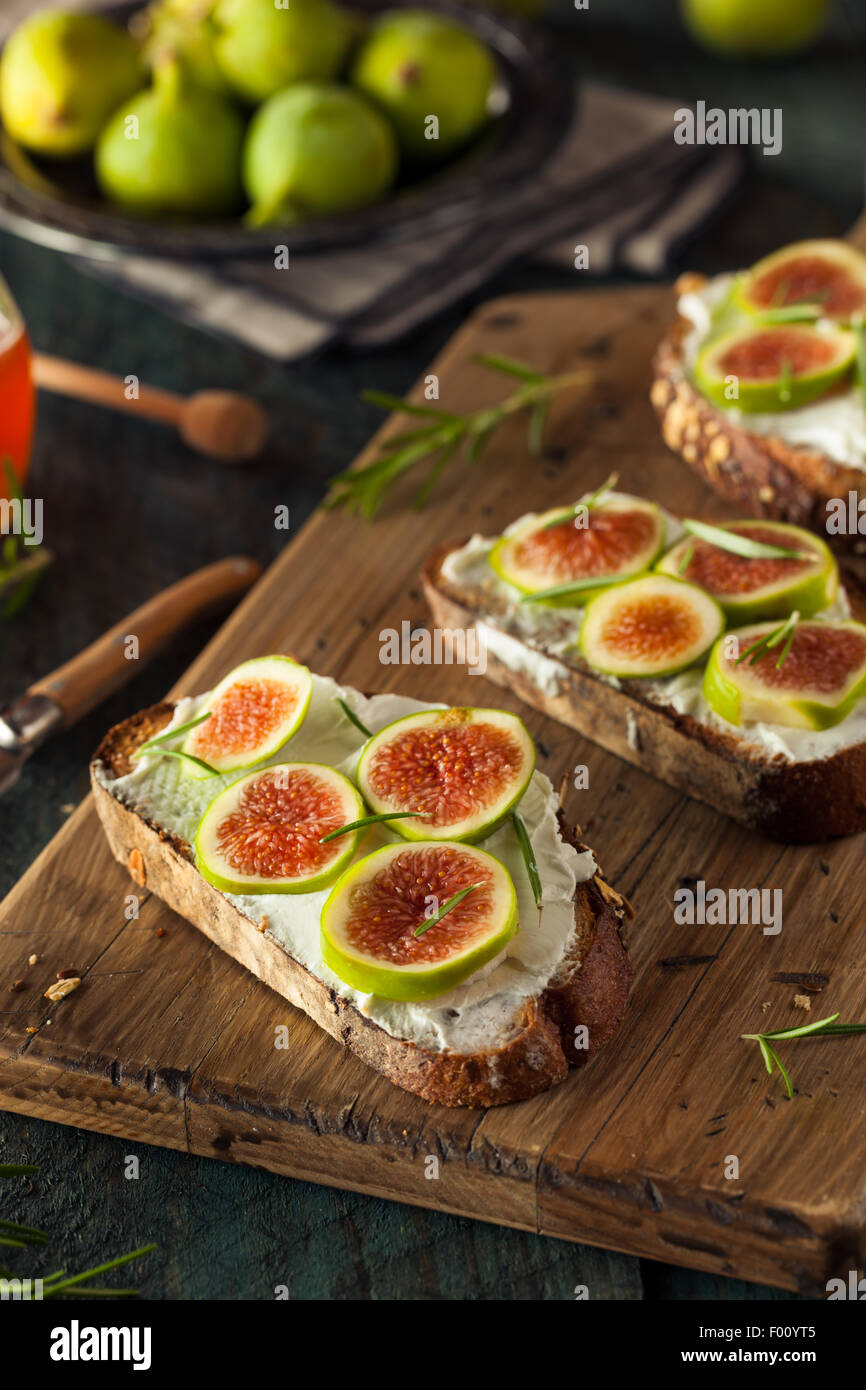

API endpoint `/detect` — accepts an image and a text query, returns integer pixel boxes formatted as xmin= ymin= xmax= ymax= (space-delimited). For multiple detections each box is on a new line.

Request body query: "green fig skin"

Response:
xmin=320 ymin=841 xmax=518 ymax=1002
xmin=489 ymin=499 xmax=666 ymax=609
xmin=355 ymin=707 xmax=536 ymax=843
xmin=703 ymin=622 xmax=866 ymax=731
xmin=680 ymin=0 xmax=829 ymax=57
xmin=0 ymin=11 xmax=145 ymax=158
xmin=656 ymin=523 xmax=840 ymax=624
xmin=195 ymin=763 xmax=364 ymax=895
xmin=578 ymin=574 xmax=726 ymax=680
xmin=694 ymin=325 xmax=856 ymax=414
xmin=95 ymin=70 xmax=245 ymax=217
xmin=242 ymin=82 xmax=397 ymax=225
xmin=212 ymin=0 xmax=357 ymax=103
xmin=351 ymin=10 xmax=495 ymax=160
xmin=734 ymin=240 xmax=866 ymax=325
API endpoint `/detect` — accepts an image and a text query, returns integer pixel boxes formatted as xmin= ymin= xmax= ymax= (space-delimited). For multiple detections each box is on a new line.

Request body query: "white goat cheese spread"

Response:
xmin=96 ymin=674 xmax=595 ymax=1055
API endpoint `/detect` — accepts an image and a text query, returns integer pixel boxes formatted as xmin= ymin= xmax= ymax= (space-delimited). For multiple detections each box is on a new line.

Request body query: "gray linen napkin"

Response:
xmin=75 ymin=83 xmax=741 ymax=358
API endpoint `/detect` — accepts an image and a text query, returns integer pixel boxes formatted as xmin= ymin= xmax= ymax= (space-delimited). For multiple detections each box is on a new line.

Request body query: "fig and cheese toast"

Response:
xmin=652 ymin=241 xmax=866 ymax=551
xmin=90 ymin=673 xmax=632 ymax=1109
xmin=422 ymin=489 xmax=866 ymax=843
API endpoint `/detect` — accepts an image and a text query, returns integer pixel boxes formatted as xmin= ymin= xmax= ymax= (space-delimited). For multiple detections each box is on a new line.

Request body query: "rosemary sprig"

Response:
xmin=414 ymin=883 xmax=483 ymax=937
xmin=520 ymin=572 xmax=640 ymax=605
xmin=512 ymin=811 xmax=542 ymax=909
xmin=137 ymin=746 xmax=219 ymax=775
xmin=138 ymin=711 xmax=211 ymax=748
xmin=40 ymin=1245 xmax=157 ymax=1299
xmin=321 ymin=810 xmax=426 ymax=843
xmin=682 ymin=518 xmax=802 ymax=561
xmin=677 ymin=540 xmax=696 ymax=575
xmin=135 ymin=711 xmax=219 ymax=774
xmin=335 ymin=696 xmax=372 ymax=739
xmin=758 ymin=304 xmax=822 ymax=325
xmin=778 ymin=356 xmax=793 ymax=405
xmin=735 ymin=610 xmax=799 ymax=669
xmin=854 ymin=320 xmax=866 ymax=418
xmin=742 ymin=1012 xmax=866 ymax=1099
xmin=539 ymin=471 xmax=620 ymax=530
xmin=0 ymin=458 xmax=51 ymax=621
xmin=1 ymin=1166 xmax=155 ymax=1297
xmin=0 ymin=1217 xmax=49 ymax=1245
xmin=324 ymin=355 xmax=593 ymax=518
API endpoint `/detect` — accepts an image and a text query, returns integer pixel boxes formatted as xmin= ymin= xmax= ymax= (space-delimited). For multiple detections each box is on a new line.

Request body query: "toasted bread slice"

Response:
xmin=90 ymin=702 xmax=632 ymax=1109
xmin=651 ymin=275 xmax=866 ymax=554
xmin=423 ymin=542 xmax=866 ymax=843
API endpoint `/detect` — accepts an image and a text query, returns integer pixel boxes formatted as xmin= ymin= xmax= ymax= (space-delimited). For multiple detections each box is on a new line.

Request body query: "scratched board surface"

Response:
xmin=1 ymin=283 xmax=865 ymax=1296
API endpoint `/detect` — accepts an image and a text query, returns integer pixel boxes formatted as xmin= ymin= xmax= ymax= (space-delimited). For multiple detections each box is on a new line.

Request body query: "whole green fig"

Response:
xmin=0 ymin=10 xmax=145 ymax=157
xmin=680 ymin=0 xmax=829 ymax=56
xmin=242 ymin=82 xmax=397 ymax=225
xmin=95 ymin=63 xmax=244 ymax=216
xmin=212 ymin=0 xmax=357 ymax=103
xmin=351 ymin=10 xmax=495 ymax=160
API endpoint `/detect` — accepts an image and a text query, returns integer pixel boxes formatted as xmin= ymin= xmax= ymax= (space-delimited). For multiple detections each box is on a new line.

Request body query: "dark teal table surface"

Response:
xmin=1 ymin=1 xmax=861 ymax=1299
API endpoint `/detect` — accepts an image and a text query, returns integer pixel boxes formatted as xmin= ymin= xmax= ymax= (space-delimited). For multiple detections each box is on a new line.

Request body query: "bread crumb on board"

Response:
xmin=44 ymin=977 xmax=81 ymax=1003
xmin=793 ymin=994 xmax=812 ymax=1012
xmin=128 ymin=848 xmax=147 ymax=887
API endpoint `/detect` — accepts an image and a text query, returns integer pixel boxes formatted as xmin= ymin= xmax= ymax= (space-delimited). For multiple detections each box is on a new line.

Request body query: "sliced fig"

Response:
xmin=196 ymin=762 xmax=364 ymax=895
xmin=694 ymin=323 xmax=856 ymax=413
xmin=489 ymin=494 xmax=665 ymax=605
xmin=183 ymin=656 xmax=313 ymax=774
xmin=356 ymin=707 xmax=535 ymax=842
xmin=656 ymin=521 xmax=838 ymax=622
xmin=703 ymin=621 xmax=866 ymax=731
xmin=736 ymin=240 xmax=866 ymax=323
xmin=579 ymin=574 xmax=724 ymax=679
xmin=320 ymin=840 xmax=518 ymax=1001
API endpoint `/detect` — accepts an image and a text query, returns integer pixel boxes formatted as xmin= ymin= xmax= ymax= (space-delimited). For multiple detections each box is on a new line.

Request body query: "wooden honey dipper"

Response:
xmin=32 ymin=353 xmax=270 ymax=464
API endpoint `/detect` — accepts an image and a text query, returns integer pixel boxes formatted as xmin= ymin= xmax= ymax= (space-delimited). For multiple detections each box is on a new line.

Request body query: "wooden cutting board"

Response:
xmin=3 ymin=281 xmax=866 ymax=1297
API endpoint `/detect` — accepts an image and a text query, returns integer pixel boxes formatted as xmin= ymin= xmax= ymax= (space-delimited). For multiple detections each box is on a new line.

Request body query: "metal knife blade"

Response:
xmin=0 ymin=745 xmax=26 ymax=797
xmin=0 ymin=692 xmax=64 ymax=797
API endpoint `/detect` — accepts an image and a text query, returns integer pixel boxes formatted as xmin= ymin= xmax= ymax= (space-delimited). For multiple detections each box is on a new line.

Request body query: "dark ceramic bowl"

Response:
xmin=0 ymin=0 xmax=573 ymax=261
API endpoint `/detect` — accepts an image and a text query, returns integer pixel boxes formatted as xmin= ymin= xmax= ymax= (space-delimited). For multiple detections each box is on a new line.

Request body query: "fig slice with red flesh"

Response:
xmin=656 ymin=521 xmax=838 ymax=622
xmin=703 ymin=621 xmax=866 ymax=731
xmin=320 ymin=840 xmax=518 ymax=1001
xmin=736 ymin=240 xmax=866 ymax=324
xmin=579 ymin=574 xmax=724 ymax=679
xmin=489 ymin=494 xmax=665 ymax=605
xmin=694 ymin=323 xmax=856 ymax=413
xmin=356 ymin=707 xmax=536 ymax=843
xmin=196 ymin=762 xmax=364 ymax=894
xmin=183 ymin=655 xmax=313 ymax=775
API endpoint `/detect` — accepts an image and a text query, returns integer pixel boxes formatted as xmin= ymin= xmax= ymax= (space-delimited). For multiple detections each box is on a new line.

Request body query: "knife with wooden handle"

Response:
xmin=0 ymin=555 xmax=262 ymax=795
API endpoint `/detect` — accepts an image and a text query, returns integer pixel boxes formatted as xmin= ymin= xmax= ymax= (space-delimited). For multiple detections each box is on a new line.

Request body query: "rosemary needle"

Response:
xmin=512 ymin=811 xmax=542 ymax=909
xmin=335 ymin=696 xmax=372 ymax=739
xmin=742 ymin=1012 xmax=866 ymax=1100
xmin=325 ymin=356 xmax=593 ymax=518
xmin=321 ymin=811 xmax=426 ymax=842
xmin=1 ymin=1167 xmax=155 ymax=1297
xmin=414 ymin=883 xmax=482 ymax=937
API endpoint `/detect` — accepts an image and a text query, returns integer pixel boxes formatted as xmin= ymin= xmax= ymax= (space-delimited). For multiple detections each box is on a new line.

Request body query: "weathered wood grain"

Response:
xmin=1 ymin=286 xmax=864 ymax=1295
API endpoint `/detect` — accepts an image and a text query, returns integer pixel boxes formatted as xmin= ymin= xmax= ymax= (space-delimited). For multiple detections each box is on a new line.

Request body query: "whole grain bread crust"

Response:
xmin=423 ymin=543 xmax=866 ymax=843
xmin=650 ymin=275 xmax=866 ymax=553
xmin=90 ymin=704 xmax=632 ymax=1109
